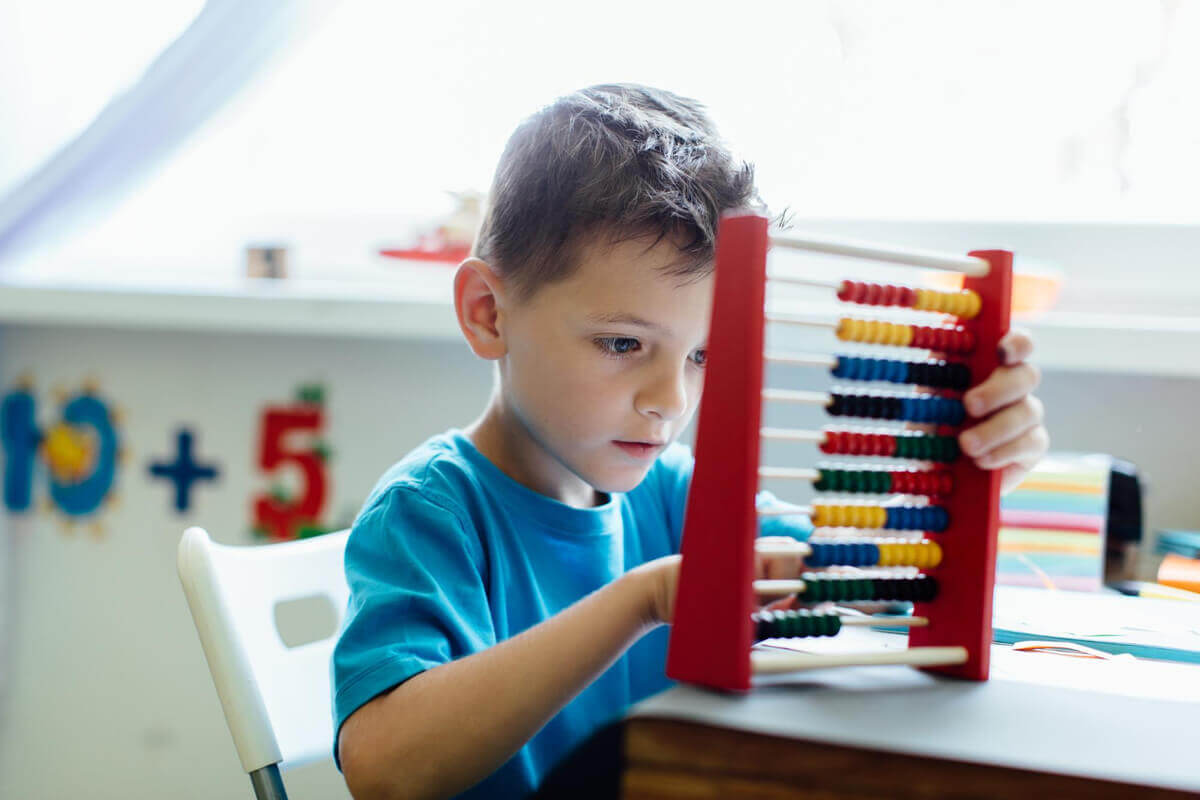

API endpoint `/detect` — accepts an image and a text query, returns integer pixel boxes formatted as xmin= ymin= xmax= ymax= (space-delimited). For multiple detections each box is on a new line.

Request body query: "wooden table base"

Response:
xmin=622 ymin=718 xmax=1193 ymax=800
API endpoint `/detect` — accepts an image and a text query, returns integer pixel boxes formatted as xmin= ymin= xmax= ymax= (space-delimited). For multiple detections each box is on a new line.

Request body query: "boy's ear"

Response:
xmin=454 ymin=258 xmax=508 ymax=360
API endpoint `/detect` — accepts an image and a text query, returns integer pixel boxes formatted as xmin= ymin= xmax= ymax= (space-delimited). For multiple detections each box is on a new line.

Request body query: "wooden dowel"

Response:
xmin=750 ymin=645 xmax=969 ymax=674
xmin=765 ymin=312 xmax=837 ymax=329
xmin=753 ymin=578 xmax=807 ymax=597
xmin=756 ymin=506 xmax=813 ymax=519
xmin=839 ymin=615 xmax=929 ymax=628
xmin=760 ymin=427 xmax=825 ymax=443
xmin=767 ymin=274 xmax=843 ymax=290
xmin=758 ymin=466 xmax=820 ymax=482
xmin=768 ymin=233 xmax=990 ymax=277
xmin=762 ymin=388 xmax=831 ymax=407
xmin=755 ymin=539 xmax=812 ymax=557
xmin=764 ymin=351 xmax=837 ymax=369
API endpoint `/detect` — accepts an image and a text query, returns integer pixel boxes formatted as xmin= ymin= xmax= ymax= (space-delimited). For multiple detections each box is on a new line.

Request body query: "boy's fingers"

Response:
xmin=762 ymin=595 xmax=799 ymax=612
xmin=975 ymin=426 xmax=1050 ymax=472
xmin=754 ymin=537 xmax=805 ymax=579
xmin=1000 ymin=462 xmax=1035 ymax=494
xmin=963 ymin=363 xmax=1041 ymax=418
xmin=763 ymin=552 xmax=804 ymax=579
xmin=998 ymin=328 xmax=1034 ymax=365
xmin=959 ymin=396 xmax=1044 ymax=458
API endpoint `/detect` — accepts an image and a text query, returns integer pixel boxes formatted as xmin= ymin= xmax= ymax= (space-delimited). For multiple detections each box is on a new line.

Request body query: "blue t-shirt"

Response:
xmin=331 ymin=429 xmax=809 ymax=798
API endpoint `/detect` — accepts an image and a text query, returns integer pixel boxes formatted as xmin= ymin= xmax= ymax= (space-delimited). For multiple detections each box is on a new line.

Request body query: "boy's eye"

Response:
xmin=691 ymin=349 xmax=707 ymax=367
xmin=595 ymin=337 xmax=641 ymax=357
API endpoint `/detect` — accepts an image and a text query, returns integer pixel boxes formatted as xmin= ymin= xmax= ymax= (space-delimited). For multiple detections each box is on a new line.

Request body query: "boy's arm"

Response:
xmin=339 ymin=556 xmax=675 ymax=800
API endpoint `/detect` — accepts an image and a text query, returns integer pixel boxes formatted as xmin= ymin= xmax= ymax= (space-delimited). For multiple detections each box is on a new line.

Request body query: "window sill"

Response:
xmin=1 ymin=275 xmax=1197 ymax=378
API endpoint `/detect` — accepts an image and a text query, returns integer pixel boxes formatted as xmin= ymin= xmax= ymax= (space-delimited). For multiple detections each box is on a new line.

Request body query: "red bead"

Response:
xmin=892 ymin=469 xmax=954 ymax=496
xmin=908 ymin=325 xmax=975 ymax=355
xmin=837 ymin=281 xmax=854 ymax=302
xmin=821 ymin=430 xmax=898 ymax=457
xmin=865 ymin=283 xmax=883 ymax=305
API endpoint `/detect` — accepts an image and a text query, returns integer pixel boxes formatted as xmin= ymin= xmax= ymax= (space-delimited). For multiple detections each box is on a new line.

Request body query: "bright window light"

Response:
xmin=4 ymin=1 xmax=1199 ymax=288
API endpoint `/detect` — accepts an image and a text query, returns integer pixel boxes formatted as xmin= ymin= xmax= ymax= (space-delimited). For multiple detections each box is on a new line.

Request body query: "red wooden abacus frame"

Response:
xmin=665 ymin=212 xmax=1012 ymax=691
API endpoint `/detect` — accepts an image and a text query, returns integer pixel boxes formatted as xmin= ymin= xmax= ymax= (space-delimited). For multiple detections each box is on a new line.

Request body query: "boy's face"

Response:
xmin=497 ymin=235 xmax=713 ymax=501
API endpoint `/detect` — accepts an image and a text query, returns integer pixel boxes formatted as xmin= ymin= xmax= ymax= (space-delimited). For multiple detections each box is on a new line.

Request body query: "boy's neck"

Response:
xmin=465 ymin=398 xmax=607 ymax=510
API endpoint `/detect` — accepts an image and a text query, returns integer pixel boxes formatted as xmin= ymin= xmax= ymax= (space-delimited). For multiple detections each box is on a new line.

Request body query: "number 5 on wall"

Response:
xmin=251 ymin=402 xmax=329 ymax=541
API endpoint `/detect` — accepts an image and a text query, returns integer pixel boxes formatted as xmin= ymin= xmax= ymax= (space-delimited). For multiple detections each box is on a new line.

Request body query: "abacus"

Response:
xmin=665 ymin=213 xmax=1012 ymax=691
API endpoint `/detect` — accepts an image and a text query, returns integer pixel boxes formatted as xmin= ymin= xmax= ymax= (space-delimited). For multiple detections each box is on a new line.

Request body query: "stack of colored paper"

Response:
xmin=996 ymin=454 xmax=1109 ymax=591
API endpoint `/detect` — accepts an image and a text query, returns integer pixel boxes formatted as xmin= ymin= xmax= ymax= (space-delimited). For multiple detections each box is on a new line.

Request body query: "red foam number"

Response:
xmin=252 ymin=406 xmax=327 ymax=541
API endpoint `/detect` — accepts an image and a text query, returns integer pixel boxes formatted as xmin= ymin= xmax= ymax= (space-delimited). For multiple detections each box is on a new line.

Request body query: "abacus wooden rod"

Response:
xmin=839 ymin=615 xmax=929 ymax=629
xmin=762 ymin=388 xmax=831 ymax=407
xmin=758 ymin=466 xmax=820 ymax=481
xmin=768 ymin=232 xmax=990 ymax=276
xmin=750 ymin=645 xmax=969 ymax=674
xmin=766 ymin=273 xmax=842 ymax=289
xmin=765 ymin=312 xmax=839 ymax=329
xmin=754 ymin=578 xmax=807 ymax=596
xmin=755 ymin=539 xmax=812 ymax=557
xmin=764 ymin=352 xmax=837 ymax=368
xmin=760 ymin=427 xmax=825 ymax=443
xmin=756 ymin=506 xmax=812 ymax=518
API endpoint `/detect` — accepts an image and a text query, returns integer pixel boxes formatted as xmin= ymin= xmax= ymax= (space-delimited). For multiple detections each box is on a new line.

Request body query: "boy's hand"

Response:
xmin=634 ymin=554 xmax=682 ymax=626
xmin=958 ymin=328 xmax=1049 ymax=493
xmin=637 ymin=539 xmax=809 ymax=625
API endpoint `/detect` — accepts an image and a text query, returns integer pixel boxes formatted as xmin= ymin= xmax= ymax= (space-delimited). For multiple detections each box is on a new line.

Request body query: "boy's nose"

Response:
xmin=636 ymin=365 xmax=689 ymax=421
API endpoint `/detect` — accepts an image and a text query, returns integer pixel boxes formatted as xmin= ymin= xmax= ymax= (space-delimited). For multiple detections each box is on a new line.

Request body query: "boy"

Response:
xmin=333 ymin=84 xmax=1048 ymax=800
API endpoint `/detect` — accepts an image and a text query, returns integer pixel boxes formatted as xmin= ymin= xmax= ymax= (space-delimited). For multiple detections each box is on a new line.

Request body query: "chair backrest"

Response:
xmin=178 ymin=526 xmax=351 ymax=776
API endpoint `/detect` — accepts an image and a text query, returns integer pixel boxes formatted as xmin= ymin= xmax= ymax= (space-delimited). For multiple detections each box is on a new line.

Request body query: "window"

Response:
xmin=3 ymin=0 xmax=1198 ymax=311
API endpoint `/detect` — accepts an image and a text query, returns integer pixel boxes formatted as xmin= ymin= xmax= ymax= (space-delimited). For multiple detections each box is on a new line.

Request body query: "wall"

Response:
xmin=0 ymin=321 xmax=1191 ymax=799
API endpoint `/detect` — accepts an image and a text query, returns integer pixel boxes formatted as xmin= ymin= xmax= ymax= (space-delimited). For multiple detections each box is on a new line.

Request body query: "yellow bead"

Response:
xmin=964 ymin=290 xmax=982 ymax=319
xmin=927 ymin=540 xmax=943 ymax=568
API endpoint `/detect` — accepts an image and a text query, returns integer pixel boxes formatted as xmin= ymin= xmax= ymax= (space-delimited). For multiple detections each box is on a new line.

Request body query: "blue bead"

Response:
xmin=932 ymin=507 xmax=949 ymax=532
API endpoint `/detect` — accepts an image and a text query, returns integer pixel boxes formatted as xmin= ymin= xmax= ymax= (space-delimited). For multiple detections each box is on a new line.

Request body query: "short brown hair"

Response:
xmin=473 ymin=83 xmax=761 ymax=301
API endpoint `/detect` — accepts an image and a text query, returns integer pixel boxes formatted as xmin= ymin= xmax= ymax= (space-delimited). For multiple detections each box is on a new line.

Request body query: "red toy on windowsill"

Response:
xmin=379 ymin=191 xmax=481 ymax=265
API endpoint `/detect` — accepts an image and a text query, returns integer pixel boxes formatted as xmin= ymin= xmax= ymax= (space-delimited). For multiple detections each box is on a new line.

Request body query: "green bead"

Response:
xmin=859 ymin=578 xmax=875 ymax=601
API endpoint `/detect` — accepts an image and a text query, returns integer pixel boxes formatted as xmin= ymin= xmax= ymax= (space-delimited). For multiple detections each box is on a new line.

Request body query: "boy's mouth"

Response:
xmin=613 ymin=440 xmax=665 ymax=459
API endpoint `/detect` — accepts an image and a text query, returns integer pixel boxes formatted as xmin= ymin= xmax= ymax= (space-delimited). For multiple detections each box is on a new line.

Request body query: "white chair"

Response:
xmin=177 ymin=526 xmax=351 ymax=800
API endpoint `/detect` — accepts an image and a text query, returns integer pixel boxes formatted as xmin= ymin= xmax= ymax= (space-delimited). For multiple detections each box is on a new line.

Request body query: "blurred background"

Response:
xmin=2 ymin=1 xmax=1199 ymax=797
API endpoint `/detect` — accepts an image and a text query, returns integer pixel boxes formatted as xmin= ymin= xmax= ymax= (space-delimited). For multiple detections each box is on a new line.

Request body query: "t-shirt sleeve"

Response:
xmin=331 ymin=483 xmax=492 ymax=768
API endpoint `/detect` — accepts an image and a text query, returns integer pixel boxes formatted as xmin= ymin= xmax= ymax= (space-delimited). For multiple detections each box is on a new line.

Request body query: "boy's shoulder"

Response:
xmin=358 ymin=429 xmax=480 ymax=519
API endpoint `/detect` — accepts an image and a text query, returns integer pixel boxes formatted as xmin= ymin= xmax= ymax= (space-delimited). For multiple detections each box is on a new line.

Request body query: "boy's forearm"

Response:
xmin=341 ymin=568 xmax=660 ymax=800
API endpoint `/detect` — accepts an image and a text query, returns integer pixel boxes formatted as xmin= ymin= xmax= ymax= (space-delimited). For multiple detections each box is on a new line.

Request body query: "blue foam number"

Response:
xmin=1 ymin=389 xmax=39 ymax=512
xmin=48 ymin=394 xmax=119 ymax=517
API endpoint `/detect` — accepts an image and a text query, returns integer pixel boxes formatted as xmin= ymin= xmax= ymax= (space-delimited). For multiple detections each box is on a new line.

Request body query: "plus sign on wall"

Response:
xmin=148 ymin=428 xmax=220 ymax=513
